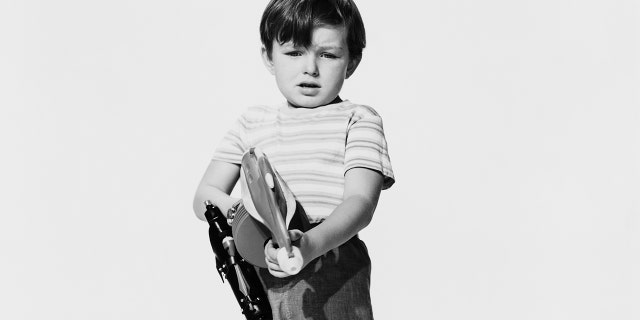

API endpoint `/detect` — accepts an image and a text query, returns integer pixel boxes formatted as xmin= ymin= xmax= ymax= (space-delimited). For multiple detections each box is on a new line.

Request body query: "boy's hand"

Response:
xmin=264 ymin=229 xmax=306 ymax=278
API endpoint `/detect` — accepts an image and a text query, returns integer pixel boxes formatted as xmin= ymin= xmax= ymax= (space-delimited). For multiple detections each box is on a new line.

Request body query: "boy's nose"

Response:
xmin=303 ymin=57 xmax=319 ymax=77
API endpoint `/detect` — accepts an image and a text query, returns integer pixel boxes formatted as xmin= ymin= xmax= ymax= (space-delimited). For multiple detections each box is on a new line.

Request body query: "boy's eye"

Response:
xmin=321 ymin=53 xmax=338 ymax=59
xmin=285 ymin=51 xmax=302 ymax=57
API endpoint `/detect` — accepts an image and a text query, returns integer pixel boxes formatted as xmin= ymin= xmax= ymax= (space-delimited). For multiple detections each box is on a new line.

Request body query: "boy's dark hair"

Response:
xmin=260 ymin=0 xmax=366 ymax=61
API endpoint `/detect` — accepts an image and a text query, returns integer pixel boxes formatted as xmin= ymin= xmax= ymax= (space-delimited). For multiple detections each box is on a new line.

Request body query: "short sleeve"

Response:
xmin=211 ymin=114 xmax=248 ymax=165
xmin=344 ymin=110 xmax=395 ymax=189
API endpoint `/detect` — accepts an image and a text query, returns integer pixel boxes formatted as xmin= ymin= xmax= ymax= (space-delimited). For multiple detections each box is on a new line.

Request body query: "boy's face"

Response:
xmin=262 ymin=25 xmax=359 ymax=108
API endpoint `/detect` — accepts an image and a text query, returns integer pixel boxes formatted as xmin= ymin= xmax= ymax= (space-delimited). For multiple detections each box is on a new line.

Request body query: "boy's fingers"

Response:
xmin=265 ymin=258 xmax=282 ymax=272
xmin=265 ymin=257 xmax=290 ymax=278
xmin=264 ymin=240 xmax=278 ymax=262
xmin=268 ymin=268 xmax=289 ymax=278
xmin=263 ymin=237 xmax=272 ymax=248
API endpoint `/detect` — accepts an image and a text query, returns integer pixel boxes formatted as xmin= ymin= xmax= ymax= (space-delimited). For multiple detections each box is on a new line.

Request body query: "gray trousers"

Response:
xmin=258 ymin=236 xmax=374 ymax=320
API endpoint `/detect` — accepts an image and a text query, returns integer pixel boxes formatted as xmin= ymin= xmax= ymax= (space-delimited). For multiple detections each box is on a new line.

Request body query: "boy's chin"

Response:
xmin=287 ymin=96 xmax=339 ymax=109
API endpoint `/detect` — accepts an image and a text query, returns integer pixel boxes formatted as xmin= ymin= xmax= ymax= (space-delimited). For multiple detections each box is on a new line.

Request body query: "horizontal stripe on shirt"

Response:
xmin=212 ymin=100 xmax=395 ymax=219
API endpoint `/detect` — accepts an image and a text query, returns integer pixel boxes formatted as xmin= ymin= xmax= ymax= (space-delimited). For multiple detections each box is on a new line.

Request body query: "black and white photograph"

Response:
xmin=2 ymin=0 xmax=638 ymax=319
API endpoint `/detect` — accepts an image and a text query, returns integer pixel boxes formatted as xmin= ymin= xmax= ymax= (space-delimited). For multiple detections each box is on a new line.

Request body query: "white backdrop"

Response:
xmin=2 ymin=1 xmax=639 ymax=319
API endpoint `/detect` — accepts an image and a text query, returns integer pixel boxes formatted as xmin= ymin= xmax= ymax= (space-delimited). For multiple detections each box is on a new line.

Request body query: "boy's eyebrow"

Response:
xmin=278 ymin=42 xmax=344 ymax=51
xmin=279 ymin=46 xmax=346 ymax=53
xmin=314 ymin=45 xmax=345 ymax=51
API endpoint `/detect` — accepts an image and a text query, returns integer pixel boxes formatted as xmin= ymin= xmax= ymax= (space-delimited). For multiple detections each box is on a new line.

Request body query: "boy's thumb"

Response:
xmin=289 ymin=229 xmax=304 ymax=242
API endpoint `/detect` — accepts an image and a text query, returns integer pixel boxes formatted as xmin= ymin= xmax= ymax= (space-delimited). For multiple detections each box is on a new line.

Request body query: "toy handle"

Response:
xmin=276 ymin=246 xmax=303 ymax=275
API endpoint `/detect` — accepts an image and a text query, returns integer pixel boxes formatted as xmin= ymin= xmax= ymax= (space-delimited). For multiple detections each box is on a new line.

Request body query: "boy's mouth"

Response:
xmin=298 ymin=82 xmax=320 ymax=88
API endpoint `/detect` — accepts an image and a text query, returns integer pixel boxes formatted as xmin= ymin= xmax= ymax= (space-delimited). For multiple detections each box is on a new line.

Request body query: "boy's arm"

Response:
xmin=302 ymin=167 xmax=383 ymax=260
xmin=192 ymin=160 xmax=241 ymax=221
xmin=265 ymin=167 xmax=383 ymax=276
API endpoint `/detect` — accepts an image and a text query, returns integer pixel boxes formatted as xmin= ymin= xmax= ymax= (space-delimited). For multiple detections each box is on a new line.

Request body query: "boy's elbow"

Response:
xmin=362 ymin=208 xmax=374 ymax=228
xmin=193 ymin=201 xmax=205 ymax=221
xmin=193 ymin=203 xmax=206 ymax=221
xmin=351 ymin=194 xmax=377 ymax=227
xmin=193 ymin=190 xmax=207 ymax=221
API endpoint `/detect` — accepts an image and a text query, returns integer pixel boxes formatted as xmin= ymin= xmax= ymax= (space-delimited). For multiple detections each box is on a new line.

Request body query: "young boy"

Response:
xmin=193 ymin=0 xmax=394 ymax=318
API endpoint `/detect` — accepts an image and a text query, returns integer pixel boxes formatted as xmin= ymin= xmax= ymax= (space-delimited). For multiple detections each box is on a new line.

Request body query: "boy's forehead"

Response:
xmin=279 ymin=25 xmax=347 ymax=48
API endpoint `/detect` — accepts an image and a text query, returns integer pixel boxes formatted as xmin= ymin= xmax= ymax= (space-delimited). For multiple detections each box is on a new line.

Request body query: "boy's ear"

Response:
xmin=261 ymin=46 xmax=275 ymax=75
xmin=345 ymin=55 xmax=362 ymax=79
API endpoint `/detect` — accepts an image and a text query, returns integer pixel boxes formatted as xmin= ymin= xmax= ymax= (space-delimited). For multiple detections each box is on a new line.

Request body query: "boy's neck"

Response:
xmin=287 ymin=96 xmax=342 ymax=109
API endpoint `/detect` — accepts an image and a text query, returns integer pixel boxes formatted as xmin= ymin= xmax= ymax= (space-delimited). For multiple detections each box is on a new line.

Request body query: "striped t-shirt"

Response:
xmin=212 ymin=100 xmax=395 ymax=223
